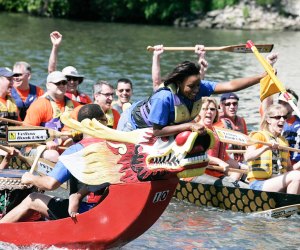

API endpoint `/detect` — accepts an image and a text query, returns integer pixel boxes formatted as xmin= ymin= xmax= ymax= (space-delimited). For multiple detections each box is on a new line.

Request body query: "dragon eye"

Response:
xmin=175 ymin=131 xmax=192 ymax=146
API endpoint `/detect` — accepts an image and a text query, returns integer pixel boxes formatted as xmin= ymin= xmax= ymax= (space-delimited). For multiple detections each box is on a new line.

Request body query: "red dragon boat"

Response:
xmin=0 ymin=178 xmax=178 ymax=249
xmin=0 ymin=113 xmax=214 ymax=248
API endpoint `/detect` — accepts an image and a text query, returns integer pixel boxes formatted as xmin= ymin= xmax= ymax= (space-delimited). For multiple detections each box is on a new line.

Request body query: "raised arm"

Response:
xmin=48 ymin=31 xmax=63 ymax=73
xmin=152 ymin=45 xmax=164 ymax=91
xmin=195 ymin=45 xmax=208 ymax=80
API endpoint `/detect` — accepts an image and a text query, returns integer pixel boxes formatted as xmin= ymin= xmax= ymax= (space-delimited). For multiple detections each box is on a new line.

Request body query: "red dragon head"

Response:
xmin=59 ymin=114 xmax=214 ymax=185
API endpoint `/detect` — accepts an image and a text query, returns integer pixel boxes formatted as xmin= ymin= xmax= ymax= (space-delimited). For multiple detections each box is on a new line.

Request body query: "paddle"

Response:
xmin=213 ymin=126 xmax=300 ymax=153
xmin=246 ymin=40 xmax=300 ymax=118
xmin=252 ymin=203 xmax=300 ymax=218
xmin=206 ymin=165 xmax=247 ymax=174
xmin=29 ymin=145 xmax=47 ymax=174
xmin=147 ymin=43 xmax=273 ymax=53
xmin=6 ymin=126 xmax=75 ymax=145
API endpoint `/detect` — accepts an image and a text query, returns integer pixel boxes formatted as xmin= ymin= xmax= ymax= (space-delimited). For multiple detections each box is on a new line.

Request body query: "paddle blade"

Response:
xmin=213 ymin=127 xmax=251 ymax=147
xmin=259 ymin=74 xmax=281 ymax=101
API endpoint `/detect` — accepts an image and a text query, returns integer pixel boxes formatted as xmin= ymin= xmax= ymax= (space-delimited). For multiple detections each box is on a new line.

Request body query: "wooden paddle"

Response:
xmin=226 ymin=149 xmax=246 ymax=154
xmin=246 ymin=40 xmax=300 ymax=118
xmin=6 ymin=126 xmax=75 ymax=145
xmin=252 ymin=203 xmax=300 ymax=218
xmin=206 ymin=165 xmax=247 ymax=174
xmin=213 ymin=126 xmax=300 ymax=153
xmin=29 ymin=145 xmax=47 ymax=173
xmin=146 ymin=43 xmax=273 ymax=53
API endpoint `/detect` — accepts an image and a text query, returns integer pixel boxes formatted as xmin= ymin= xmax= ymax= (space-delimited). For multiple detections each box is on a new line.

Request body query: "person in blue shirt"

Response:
xmin=117 ymin=45 xmax=266 ymax=137
xmin=0 ymin=104 xmax=108 ymax=223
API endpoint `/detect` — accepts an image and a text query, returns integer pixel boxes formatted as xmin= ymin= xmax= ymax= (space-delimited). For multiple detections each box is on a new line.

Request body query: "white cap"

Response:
xmin=47 ymin=71 xmax=67 ymax=83
xmin=62 ymin=66 xmax=84 ymax=78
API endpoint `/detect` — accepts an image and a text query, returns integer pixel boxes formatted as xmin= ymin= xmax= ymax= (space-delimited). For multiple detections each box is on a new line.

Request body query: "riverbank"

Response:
xmin=175 ymin=0 xmax=300 ymax=30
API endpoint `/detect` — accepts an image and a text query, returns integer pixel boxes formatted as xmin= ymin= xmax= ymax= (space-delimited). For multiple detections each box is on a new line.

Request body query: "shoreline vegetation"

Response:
xmin=0 ymin=0 xmax=300 ymax=30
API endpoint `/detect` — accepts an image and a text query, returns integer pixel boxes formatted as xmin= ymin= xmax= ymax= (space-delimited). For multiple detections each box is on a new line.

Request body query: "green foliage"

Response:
xmin=211 ymin=0 xmax=239 ymax=9
xmin=243 ymin=6 xmax=250 ymax=18
xmin=255 ymin=0 xmax=276 ymax=6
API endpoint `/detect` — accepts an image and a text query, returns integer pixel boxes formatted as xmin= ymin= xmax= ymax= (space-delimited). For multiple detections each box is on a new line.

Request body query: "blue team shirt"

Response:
xmin=144 ymin=80 xmax=216 ymax=126
xmin=48 ymin=143 xmax=84 ymax=184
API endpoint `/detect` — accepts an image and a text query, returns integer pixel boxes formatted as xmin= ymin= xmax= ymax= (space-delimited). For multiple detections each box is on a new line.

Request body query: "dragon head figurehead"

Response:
xmin=59 ymin=113 xmax=214 ymax=185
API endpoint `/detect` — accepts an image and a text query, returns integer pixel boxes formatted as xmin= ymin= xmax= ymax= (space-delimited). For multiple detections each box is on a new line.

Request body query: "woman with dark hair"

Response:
xmin=118 ymin=56 xmax=265 ymax=137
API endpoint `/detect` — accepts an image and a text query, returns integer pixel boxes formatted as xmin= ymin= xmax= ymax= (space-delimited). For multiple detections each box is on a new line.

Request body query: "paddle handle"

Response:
xmin=0 ymin=117 xmax=23 ymax=126
xmin=207 ymin=165 xmax=247 ymax=174
xmin=147 ymin=44 xmax=273 ymax=53
xmin=29 ymin=145 xmax=47 ymax=174
xmin=147 ymin=46 xmax=230 ymax=52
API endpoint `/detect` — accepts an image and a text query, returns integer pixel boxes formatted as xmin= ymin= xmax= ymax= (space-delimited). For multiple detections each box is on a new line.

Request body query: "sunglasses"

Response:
xmin=13 ymin=73 xmax=27 ymax=77
xmin=66 ymin=76 xmax=80 ymax=81
xmin=100 ymin=92 xmax=114 ymax=98
xmin=52 ymin=81 xmax=67 ymax=86
xmin=270 ymin=115 xmax=289 ymax=120
xmin=202 ymin=107 xmax=217 ymax=111
xmin=224 ymin=102 xmax=238 ymax=107
xmin=118 ymin=89 xmax=131 ymax=93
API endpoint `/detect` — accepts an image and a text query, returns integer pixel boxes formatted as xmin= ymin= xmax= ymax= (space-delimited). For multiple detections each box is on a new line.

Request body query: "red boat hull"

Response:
xmin=0 ymin=177 xmax=178 ymax=249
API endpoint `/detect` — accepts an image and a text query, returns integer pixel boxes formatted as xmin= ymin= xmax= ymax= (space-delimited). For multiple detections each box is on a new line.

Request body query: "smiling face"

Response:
xmin=178 ymin=74 xmax=200 ymax=100
xmin=220 ymin=98 xmax=238 ymax=119
xmin=66 ymin=76 xmax=81 ymax=94
xmin=13 ymin=64 xmax=31 ymax=89
xmin=94 ymin=84 xmax=114 ymax=113
xmin=116 ymin=82 xmax=132 ymax=104
xmin=199 ymin=100 xmax=218 ymax=128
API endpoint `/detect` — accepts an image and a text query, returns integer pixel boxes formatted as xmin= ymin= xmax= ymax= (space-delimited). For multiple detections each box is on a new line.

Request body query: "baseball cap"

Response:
xmin=47 ymin=71 xmax=67 ymax=83
xmin=220 ymin=92 xmax=239 ymax=102
xmin=0 ymin=67 xmax=16 ymax=77
xmin=62 ymin=66 xmax=84 ymax=82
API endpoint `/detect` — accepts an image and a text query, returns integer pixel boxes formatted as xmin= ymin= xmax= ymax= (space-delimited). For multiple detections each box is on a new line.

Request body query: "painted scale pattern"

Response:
xmin=175 ymin=180 xmax=282 ymax=213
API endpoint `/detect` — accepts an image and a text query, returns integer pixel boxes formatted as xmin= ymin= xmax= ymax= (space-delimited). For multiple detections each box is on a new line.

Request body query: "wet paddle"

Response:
xmin=147 ymin=43 xmax=273 ymax=53
xmin=213 ymin=126 xmax=300 ymax=153
xmin=246 ymin=40 xmax=300 ymax=118
xmin=252 ymin=204 xmax=300 ymax=218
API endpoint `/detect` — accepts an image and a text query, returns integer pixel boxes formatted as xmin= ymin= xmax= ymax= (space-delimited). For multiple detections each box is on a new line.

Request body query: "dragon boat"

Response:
xmin=174 ymin=179 xmax=300 ymax=214
xmin=0 ymin=113 xmax=214 ymax=248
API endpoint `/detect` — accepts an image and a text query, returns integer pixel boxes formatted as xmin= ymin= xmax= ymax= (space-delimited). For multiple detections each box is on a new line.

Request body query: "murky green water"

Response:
xmin=0 ymin=12 xmax=300 ymax=249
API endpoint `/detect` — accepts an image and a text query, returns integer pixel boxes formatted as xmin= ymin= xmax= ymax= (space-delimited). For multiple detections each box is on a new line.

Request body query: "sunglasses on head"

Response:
xmin=270 ymin=115 xmax=289 ymax=120
xmin=53 ymin=81 xmax=67 ymax=86
xmin=224 ymin=102 xmax=238 ymax=107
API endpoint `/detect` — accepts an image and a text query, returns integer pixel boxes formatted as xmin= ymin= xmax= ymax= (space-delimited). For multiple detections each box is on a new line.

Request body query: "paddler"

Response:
xmin=244 ymin=103 xmax=300 ymax=194
xmin=0 ymin=104 xmax=108 ymax=223
xmin=117 ymin=45 xmax=267 ymax=137
xmin=23 ymin=71 xmax=81 ymax=162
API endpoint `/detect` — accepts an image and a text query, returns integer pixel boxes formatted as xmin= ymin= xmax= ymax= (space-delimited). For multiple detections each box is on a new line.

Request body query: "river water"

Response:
xmin=0 ymin=12 xmax=300 ymax=249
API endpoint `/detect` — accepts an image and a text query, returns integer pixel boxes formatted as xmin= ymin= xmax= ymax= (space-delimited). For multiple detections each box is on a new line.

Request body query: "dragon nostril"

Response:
xmin=175 ymin=131 xmax=192 ymax=146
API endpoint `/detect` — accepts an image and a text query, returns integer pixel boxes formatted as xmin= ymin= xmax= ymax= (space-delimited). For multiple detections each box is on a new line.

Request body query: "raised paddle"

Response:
xmin=146 ymin=43 xmax=273 ymax=53
xmin=252 ymin=204 xmax=300 ymax=218
xmin=213 ymin=126 xmax=300 ymax=153
xmin=246 ymin=40 xmax=300 ymax=118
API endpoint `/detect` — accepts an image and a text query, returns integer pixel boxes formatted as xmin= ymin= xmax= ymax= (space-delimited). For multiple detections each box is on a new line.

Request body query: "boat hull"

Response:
xmin=174 ymin=180 xmax=300 ymax=213
xmin=0 ymin=177 xmax=179 ymax=249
